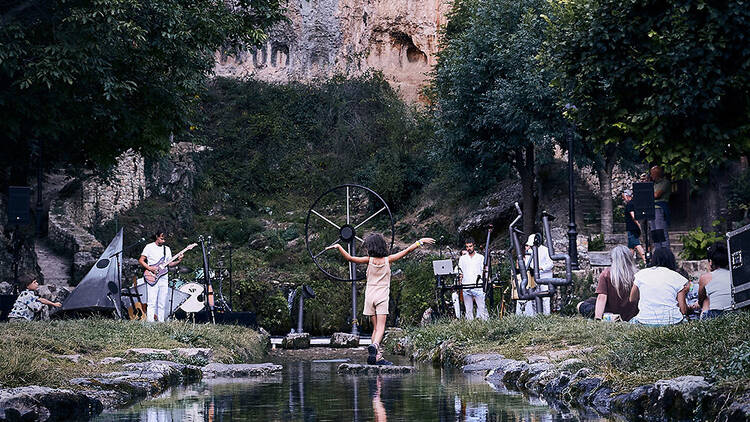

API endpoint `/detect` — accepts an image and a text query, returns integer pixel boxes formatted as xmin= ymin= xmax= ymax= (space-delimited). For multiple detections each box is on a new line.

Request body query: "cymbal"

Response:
xmin=177 ymin=265 xmax=194 ymax=274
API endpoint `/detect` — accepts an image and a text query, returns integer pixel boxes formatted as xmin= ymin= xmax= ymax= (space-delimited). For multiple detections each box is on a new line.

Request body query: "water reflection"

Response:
xmin=96 ymin=362 xmax=607 ymax=421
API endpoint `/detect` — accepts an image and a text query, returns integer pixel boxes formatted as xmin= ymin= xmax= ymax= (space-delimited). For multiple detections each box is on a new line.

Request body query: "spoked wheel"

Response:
xmin=305 ymin=184 xmax=394 ymax=281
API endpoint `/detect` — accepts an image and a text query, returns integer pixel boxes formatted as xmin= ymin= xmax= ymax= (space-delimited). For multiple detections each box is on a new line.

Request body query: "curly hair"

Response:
xmin=362 ymin=233 xmax=389 ymax=258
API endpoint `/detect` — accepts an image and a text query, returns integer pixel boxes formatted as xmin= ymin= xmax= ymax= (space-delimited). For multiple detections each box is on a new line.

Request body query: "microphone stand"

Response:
xmin=109 ymin=238 xmax=146 ymax=320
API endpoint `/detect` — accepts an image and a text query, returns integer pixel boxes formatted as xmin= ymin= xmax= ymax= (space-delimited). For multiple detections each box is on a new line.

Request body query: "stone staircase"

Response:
xmin=35 ymin=237 xmax=73 ymax=289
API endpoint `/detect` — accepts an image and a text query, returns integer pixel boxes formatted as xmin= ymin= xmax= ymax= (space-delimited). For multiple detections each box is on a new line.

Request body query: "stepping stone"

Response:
xmin=202 ymin=363 xmax=282 ymax=378
xmin=337 ymin=363 xmax=416 ymax=375
xmin=329 ymin=332 xmax=359 ymax=348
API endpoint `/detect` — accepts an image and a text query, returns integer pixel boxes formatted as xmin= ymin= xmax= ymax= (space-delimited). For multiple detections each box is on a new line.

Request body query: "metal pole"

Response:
xmin=568 ymin=130 xmax=580 ymax=270
xmin=348 ymin=240 xmax=358 ymax=335
xmin=35 ymin=139 xmax=44 ymax=237
xmin=297 ymin=294 xmax=304 ymax=333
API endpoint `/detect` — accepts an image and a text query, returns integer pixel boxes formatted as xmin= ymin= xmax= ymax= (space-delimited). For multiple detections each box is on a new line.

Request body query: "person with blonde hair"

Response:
xmin=577 ymin=245 xmax=639 ymax=321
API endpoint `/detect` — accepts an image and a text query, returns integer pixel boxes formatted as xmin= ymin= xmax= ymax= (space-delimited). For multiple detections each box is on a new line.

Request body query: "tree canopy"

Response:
xmin=545 ymin=0 xmax=750 ymax=180
xmin=431 ymin=0 xmax=565 ymax=233
xmin=0 ymin=0 xmax=285 ymax=186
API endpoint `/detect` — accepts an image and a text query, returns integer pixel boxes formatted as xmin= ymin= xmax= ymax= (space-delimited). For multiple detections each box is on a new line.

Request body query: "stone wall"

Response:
xmin=214 ymin=0 xmax=450 ymax=103
xmin=47 ymin=150 xmax=146 ymax=281
xmin=553 ymin=145 xmax=644 ymax=199
xmin=46 ymin=144 xmax=203 ymax=282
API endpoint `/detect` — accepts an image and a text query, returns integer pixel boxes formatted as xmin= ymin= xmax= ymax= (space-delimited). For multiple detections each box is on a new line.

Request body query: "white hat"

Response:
xmin=526 ymin=234 xmax=537 ymax=247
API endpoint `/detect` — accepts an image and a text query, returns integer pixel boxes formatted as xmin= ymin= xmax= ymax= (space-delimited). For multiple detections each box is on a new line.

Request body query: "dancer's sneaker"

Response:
xmin=367 ymin=344 xmax=378 ymax=365
xmin=375 ymin=358 xmax=393 ymax=366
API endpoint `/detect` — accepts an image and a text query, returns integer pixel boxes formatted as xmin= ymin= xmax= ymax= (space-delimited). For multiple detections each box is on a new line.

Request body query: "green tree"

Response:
xmin=0 ymin=0 xmax=285 ymax=187
xmin=432 ymin=0 xmax=565 ymax=235
xmin=545 ymin=0 xmax=750 ymax=228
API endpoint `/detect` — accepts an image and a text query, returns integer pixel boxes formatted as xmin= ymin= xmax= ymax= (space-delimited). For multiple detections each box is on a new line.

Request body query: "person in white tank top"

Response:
xmin=698 ymin=242 xmax=732 ymax=319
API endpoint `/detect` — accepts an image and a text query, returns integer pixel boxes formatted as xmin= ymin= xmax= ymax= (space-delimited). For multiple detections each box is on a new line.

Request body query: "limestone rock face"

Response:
xmin=214 ymin=0 xmax=451 ymax=103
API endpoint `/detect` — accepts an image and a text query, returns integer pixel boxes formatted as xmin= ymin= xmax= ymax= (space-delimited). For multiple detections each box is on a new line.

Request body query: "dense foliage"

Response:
xmin=545 ymin=0 xmax=750 ymax=180
xmin=0 ymin=0 xmax=285 ymax=187
xmin=189 ymin=75 xmax=434 ymax=215
xmin=431 ymin=0 xmax=565 ymax=234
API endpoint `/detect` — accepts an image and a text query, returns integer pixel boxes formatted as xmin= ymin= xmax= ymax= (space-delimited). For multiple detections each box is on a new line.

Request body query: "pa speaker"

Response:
xmin=632 ymin=182 xmax=655 ymax=220
xmin=7 ymin=186 xmax=31 ymax=225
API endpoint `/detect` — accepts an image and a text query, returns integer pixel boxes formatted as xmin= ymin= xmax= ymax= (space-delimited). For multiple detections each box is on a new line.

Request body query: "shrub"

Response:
xmin=679 ymin=225 xmax=724 ymax=260
xmin=588 ymin=234 xmax=605 ymax=251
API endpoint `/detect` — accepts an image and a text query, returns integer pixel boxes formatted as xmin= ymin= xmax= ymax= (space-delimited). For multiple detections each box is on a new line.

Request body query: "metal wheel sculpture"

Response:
xmin=305 ymin=184 xmax=394 ymax=281
xmin=305 ymin=184 xmax=394 ymax=335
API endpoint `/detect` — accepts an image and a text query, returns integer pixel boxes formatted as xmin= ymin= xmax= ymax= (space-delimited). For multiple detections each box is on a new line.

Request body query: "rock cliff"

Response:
xmin=214 ymin=0 xmax=450 ymax=103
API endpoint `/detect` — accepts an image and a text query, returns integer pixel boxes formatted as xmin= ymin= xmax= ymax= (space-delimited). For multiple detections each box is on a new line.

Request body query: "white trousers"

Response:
xmin=463 ymin=289 xmax=488 ymax=320
xmin=146 ymin=279 xmax=169 ymax=322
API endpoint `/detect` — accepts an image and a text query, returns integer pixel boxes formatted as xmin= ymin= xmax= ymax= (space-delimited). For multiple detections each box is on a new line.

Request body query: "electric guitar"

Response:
xmin=144 ymin=243 xmax=197 ymax=286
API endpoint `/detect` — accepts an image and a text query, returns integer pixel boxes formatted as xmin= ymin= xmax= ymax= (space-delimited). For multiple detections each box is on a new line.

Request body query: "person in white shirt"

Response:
xmin=139 ymin=232 xmax=182 ymax=322
xmin=458 ymin=239 xmax=488 ymax=320
xmin=517 ymin=234 xmax=553 ymax=315
xmin=630 ymin=247 xmax=688 ymax=325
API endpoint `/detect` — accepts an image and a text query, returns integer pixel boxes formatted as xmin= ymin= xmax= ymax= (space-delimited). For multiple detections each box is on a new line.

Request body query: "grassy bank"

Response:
xmin=0 ymin=318 xmax=267 ymax=388
xmin=392 ymin=312 xmax=750 ymax=393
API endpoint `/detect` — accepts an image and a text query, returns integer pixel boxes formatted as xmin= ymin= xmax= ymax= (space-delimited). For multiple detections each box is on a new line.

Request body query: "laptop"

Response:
xmin=432 ymin=259 xmax=454 ymax=276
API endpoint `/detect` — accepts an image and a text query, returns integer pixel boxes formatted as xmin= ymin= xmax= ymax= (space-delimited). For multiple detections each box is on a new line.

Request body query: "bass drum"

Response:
xmin=178 ymin=282 xmax=205 ymax=313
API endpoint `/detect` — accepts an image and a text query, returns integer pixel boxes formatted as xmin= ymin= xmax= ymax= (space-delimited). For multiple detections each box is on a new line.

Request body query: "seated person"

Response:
xmin=698 ymin=242 xmax=732 ymax=319
xmin=577 ymin=245 xmax=639 ymax=321
xmin=8 ymin=275 xmax=62 ymax=321
xmin=629 ymin=247 xmax=689 ymax=326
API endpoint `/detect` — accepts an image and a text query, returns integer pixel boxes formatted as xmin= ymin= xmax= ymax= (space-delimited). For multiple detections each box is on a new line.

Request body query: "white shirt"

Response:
xmin=525 ymin=245 xmax=554 ymax=280
xmin=633 ymin=267 xmax=688 ymax=325
xmin=458 ymin=252 xmax=484 ymax=286
xmin=141 ymin=242 xmax=173 ymax=281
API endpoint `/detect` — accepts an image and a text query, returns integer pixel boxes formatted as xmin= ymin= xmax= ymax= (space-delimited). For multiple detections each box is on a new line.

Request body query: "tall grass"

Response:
xmin=0 ymin=318 xmax=266 ymax=388
xmin=401 ymin=312 xmax=750 ymax=391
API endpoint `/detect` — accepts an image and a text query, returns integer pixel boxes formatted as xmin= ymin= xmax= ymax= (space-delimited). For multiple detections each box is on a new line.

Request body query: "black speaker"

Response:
xmin=651 ymin=229 xmax=666 ymax=244
xmin=7 ymin=186 xmax=31 ymax=225
xmin=632 ymin=182 xmax=655 ymax=220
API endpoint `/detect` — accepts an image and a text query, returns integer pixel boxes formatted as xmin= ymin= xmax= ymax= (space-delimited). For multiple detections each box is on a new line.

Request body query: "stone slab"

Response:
xmin=337 ymin=363 xmax=416 ymax=375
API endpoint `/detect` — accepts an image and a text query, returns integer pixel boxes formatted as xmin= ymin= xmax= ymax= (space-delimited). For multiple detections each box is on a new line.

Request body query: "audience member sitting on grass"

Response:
xmin=629 ymin=247 xmax=689 ymax=326
xmin=698 ymin=241 xmax=732 ymax=320
xmin=7 ymin=275 xmax=62 ymax=321
xmin=577 ymin=245 xmax=639 ymax=321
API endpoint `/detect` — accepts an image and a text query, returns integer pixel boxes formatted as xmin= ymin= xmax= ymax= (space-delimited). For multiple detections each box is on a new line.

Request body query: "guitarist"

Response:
xmin=139 ymin=232 xmax=182 ymax=322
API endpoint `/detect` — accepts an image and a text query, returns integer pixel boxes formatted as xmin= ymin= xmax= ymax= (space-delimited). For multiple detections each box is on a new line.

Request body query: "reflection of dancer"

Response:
xmin=328 ymin=234 xmax=435 ymax=365
xmin=372 ymin=376 xmax=387 ymax=422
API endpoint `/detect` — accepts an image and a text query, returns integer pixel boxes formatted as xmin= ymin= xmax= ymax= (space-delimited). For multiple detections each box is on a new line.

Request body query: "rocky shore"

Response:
xmin=460 ymin=353 xmax=750 ymax=421
xmin=0 ymin=348 xmax=281 ymax=421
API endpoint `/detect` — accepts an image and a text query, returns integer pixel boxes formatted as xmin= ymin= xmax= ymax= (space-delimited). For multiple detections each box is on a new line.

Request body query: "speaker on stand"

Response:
xmin=632 ymin=182 xmax=655 ymax=262
xmin=7 ymin=187 xmax=32 ymax=287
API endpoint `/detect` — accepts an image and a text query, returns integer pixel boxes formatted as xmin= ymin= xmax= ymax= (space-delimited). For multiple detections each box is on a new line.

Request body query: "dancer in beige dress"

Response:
xmin=328 ymin=234 xmax=434 ymax=365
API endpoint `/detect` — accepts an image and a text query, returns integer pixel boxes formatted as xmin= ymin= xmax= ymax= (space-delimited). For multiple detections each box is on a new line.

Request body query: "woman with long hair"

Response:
xmin=629 ymin=247 xmax=689 ymax=325
xmin=577 ymin=245 xmax=639 ymax=321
